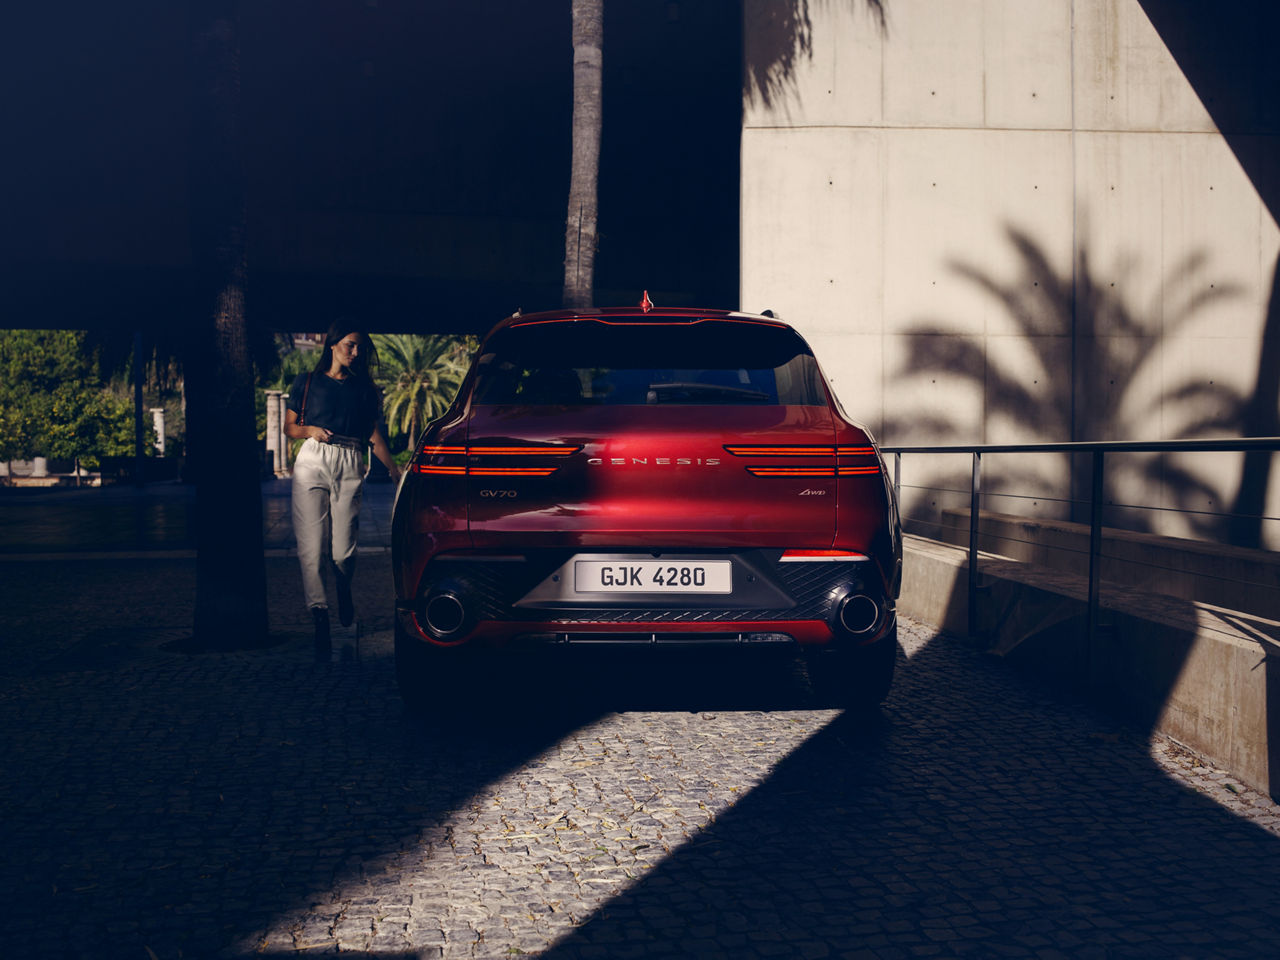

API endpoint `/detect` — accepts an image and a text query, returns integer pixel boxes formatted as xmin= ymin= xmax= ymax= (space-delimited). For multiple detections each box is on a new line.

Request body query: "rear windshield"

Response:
xmin=470 ymin=320 xmax=828 ymax=406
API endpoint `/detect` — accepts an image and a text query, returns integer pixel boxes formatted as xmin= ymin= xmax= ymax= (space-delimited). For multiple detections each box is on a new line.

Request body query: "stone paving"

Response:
xmin=2 ymin=546 xmax=1279 ymax=960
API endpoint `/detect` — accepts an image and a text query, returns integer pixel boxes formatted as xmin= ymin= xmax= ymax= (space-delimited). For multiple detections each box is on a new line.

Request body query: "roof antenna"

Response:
xmin=761 ymin=309 xmax=775 ymax=318
xmin=639 ymin=290 xmax=654 ymax=313
xmin=512 ymin=307 xmax=522 ymax=318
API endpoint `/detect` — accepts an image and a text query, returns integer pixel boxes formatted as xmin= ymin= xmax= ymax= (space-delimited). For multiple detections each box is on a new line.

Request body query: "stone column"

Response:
xmin=150 ymin=408 xmax=166 ymax=457
xmin=277 ymin=393 xmax=291 ymax=475
xmin=265 ymin=390 xmax=282 ymax=476
xmin=32 ymin=457 xmax=48 ymax=477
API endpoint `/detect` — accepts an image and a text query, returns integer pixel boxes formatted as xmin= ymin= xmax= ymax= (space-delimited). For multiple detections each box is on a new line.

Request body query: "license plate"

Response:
xmin=574 ymin=560 xmax=732 ymax=594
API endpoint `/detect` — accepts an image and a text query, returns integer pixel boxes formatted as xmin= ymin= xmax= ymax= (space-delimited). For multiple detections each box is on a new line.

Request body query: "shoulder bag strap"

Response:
xmin=298 ymin=373 xmax=313 ymax=426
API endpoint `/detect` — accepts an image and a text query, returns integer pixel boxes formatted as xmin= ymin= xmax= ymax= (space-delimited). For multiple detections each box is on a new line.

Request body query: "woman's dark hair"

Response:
xmin=313 ymin=319 xmax=379 ymax=384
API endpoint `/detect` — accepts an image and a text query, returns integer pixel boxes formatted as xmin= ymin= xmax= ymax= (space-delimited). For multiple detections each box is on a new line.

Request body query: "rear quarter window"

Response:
xmin=471 ymin=320 xmax=828 ymax=406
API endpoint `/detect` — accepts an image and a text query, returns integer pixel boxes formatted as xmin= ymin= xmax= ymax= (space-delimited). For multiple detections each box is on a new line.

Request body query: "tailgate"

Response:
xmin=466 ymin=404 xmax=837 ymax=549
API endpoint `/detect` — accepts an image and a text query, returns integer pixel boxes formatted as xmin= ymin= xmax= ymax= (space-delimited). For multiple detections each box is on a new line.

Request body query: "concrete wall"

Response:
xmin=935 ymin=507 xmax=1280 ymax=621
xmin=742 ymin=0 xmax=1280 ymax=545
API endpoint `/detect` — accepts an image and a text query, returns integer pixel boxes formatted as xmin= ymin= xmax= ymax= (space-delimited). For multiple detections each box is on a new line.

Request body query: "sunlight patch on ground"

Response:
xmin=1148 ymin=734 xmax=1280 ymax=839
xmin=248 ymin=707 xmax=842 ymax=956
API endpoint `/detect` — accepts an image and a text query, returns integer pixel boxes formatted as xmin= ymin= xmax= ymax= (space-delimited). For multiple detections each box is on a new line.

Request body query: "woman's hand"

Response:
xmin=284 ymin=408 xmax=331 ymax=443
xmin=369 ymin=426 xmax=401 ymax=482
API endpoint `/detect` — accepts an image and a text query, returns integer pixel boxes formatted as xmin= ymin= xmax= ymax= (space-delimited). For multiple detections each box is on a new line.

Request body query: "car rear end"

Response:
xmin=391 ymin=308 xmax=901 ymax=707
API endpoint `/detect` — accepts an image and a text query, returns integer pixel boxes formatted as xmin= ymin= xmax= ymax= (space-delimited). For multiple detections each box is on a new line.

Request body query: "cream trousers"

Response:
xmin=291 ymin=437 xmax=365 ymax=610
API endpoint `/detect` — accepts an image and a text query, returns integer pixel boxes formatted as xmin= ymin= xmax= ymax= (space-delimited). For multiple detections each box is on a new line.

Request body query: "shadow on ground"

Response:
xmin=534 ymin=638 xmax=1280 ymax=959
xmin=2 ymin=568 xmax=1278 ymax=958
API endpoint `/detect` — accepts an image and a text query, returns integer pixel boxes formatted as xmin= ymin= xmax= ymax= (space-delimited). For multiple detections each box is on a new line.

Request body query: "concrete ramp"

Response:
xmin=900 ymin=534 xmax=1278 ymax=799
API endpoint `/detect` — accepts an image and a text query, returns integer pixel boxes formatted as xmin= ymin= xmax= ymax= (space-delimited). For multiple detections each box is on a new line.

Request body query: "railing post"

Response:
xmin=968 ymin=451 xmax=981 ymax=638
xmin=1084 ymin=449 xmax=1105 ymax=688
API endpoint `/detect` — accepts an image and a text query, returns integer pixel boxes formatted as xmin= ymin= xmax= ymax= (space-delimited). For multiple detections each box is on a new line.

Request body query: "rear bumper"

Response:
xmin=397 ymin=548 xmax=895 ymax=651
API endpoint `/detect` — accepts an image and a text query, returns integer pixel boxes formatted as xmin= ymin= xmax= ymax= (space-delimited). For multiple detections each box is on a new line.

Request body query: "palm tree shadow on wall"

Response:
xmin=885 ymin=225 xmax=1260 ymax=542
xmin=1133 ymin=0 xmax=1280 ymax=549
xmin=1229 ymin=253 xmax=1280 ymax=547
xmin=744 ymin=0 xmax=886 ymax=111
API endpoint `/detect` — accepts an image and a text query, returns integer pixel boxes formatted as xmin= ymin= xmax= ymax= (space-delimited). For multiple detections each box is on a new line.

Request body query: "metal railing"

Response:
xmin=879 ymin=437 xmax=1280 ymax=648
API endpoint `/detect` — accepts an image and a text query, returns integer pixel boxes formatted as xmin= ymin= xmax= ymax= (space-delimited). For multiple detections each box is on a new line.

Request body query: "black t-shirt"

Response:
xmin=286 ymin=371 xmax=380 ymax=440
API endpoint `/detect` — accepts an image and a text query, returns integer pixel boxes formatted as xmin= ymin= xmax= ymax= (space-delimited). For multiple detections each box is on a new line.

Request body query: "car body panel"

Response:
xmin=464 ymin=404 xmax=837 ymax=548
xmin=390 ymin=307 xmax=901 ymax=659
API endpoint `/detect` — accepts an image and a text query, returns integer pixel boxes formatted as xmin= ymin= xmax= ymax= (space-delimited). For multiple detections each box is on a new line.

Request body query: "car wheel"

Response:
xmin=806 ymin=623 xmax=897 ymax=709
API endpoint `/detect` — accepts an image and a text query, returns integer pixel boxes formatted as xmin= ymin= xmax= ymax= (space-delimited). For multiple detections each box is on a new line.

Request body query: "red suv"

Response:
xmin=391 ymin=305 xmax=901 ymax=708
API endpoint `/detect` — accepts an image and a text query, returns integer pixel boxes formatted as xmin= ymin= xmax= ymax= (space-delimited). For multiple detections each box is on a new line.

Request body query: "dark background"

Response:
xmin=0 ymin=1 xmax=742 ymax=336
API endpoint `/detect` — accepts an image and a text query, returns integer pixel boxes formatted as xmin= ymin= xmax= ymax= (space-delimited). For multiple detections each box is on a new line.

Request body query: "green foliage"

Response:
xmin=0 ymin=329 xmax=151 ymax=469
xmin=0 ymin=329 xmax=86 ymax=387
xmin=371 ymin=333 xmax=473 ymax=447
xmin=266 ymin=343 xmax=318 ymax=391
xmin=0 ymin=397 xmax=40 ymax=464
xmin=44 ymin=384 xmax=140 ymax=469
xmin=253 ymin=338 xmax=318 ymax=441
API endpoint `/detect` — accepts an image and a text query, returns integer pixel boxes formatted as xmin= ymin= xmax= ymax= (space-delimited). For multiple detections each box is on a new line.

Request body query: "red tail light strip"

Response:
xmin=746 ymin=466 xmax=836 ymax=477
xmin=724 ymin=444 xmax=877 ymax=457
xmin=469 ymin=446 xmax=581 ymax=457
xmin=780 ymin=549 xmax=871 ymax=562
xmin=414 ymin=465 xmax=467 ymax=475
xmin=837 ymin=466 xmax=881 ymax=476
xmin=470 ymin=467 xmax=558 ymax=477
xmin=414 ymin=443 xmax=582 ymax=477
xmin=418 ymin=444 xmax=582 ymax=457
xmin=725 ymin=445 xmax=836 ymax=456
xmin=413 ymin=463 xmax=560 ymax=477
xmin=727 ymin=443 xmax=880 ymax=478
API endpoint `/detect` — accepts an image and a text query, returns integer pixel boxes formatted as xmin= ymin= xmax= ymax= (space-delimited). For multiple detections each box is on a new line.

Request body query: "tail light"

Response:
xmin=723 ymin=444 xmax=880 ymax=477
xmin=780 ymin=549 xmax=870 ymax=562
xmin=413 ymin=442 xmax=582 ymax=477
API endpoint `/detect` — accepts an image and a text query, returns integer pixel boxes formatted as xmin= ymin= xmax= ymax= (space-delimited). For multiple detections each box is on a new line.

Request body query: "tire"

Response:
xmin=806 ymin=623 xmax=897 ymax=709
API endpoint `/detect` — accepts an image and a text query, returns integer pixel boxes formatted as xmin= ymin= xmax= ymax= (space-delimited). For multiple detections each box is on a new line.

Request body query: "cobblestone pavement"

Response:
xmin=3 ymin=554 xmax=1280 ymax=960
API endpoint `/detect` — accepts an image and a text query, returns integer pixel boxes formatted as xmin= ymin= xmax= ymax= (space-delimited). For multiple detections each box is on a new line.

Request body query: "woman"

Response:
xmin=285 ymin=322 xmax=402 ymax=658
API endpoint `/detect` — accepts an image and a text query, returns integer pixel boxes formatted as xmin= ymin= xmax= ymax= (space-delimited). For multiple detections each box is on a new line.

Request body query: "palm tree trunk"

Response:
xmin=562 ymin=0 xmax=603 ymax=310
xmin=185 ymin=0 xmax=268 ymax=649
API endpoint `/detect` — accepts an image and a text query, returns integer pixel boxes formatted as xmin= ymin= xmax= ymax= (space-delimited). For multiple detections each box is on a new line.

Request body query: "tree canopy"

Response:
xmin=371 ymin=333 xmax=470 ymax=447
xmin=0 ymin=330 xmax=146 ymax=471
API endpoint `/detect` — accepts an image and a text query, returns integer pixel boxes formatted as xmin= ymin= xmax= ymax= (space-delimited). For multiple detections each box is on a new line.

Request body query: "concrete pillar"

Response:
xmin=150 ymin=408 xmax=166 ymax=457
xmin=277 ymin=393 xmax=291 ymax=475
xmin=265 ymin=390 xmax=282 ymax=476
xmin=32 ymin=457 xmax=48 ymax=478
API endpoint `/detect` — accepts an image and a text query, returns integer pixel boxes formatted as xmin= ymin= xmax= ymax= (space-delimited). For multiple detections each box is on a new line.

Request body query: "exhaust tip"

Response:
xmin=838 ymin=594 xmax=880 ymax=635
xmin=424 ymin=591 xmax=467 ymax=638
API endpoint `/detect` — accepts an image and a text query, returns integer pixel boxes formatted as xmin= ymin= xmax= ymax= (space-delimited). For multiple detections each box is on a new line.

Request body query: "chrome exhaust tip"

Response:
xmin=837 ymin=593 xmax=881 ymax=635
xmin=423 ymin=588 xmax=468 ymax=639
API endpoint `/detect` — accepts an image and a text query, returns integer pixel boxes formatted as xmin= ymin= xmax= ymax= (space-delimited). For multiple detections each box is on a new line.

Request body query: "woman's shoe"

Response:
xmin=337 ymin=577 xmax=354 ymax=628
xmin=312 ymin=607 xmax=331 ymax=661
